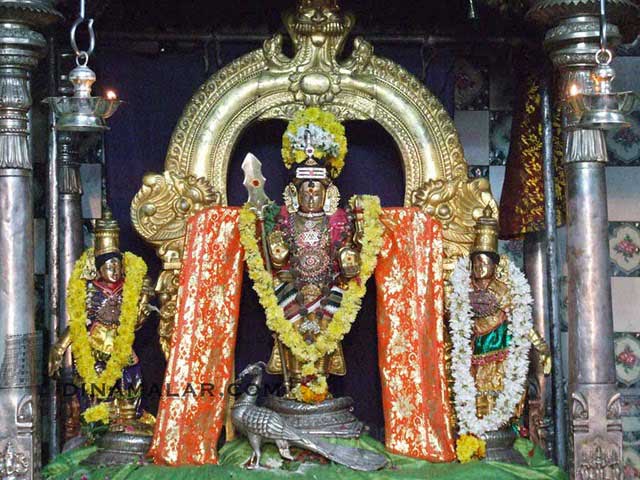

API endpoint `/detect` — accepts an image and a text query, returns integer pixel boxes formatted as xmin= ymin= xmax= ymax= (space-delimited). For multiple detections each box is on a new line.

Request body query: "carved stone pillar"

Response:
xmin=528 ymin=1 xmax=637 ymax=477
xmin=0 ymin=1 xmax=60 ymax=478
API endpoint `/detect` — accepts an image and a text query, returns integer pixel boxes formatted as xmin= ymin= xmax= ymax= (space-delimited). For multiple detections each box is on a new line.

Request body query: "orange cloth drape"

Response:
xmin=150 ymin=206 xmax=455 ymax=465
xmin=376 ymin=208 xmax=456 ymax=462
xmin=149 ymin=207 xmax=244 ymax=465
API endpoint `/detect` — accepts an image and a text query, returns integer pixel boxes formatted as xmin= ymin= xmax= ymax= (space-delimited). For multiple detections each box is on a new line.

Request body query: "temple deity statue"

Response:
xmin=450 ymin=207 xmax=550 ymax=461
xmin=241 ymin=108 xmax=376 ymax=407
xmin=467 ymin=210 xmax=513 ymax=418
xmin=467 ymin=209 xmax=551 ymax=418
xmin=48 ymin=211 xmax=155 ymax=434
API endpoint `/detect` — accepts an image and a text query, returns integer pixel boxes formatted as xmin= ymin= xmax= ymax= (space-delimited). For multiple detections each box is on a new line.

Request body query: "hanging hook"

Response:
xmin=595 ymin=0 xmax=612 ymax=66
xmin=599 ymin=0 xmax=608 ymax=52
xmin=70 ymin=17 xmax=96 ymax=60
xmin=70 ymin=0 xmax=95 ymax=63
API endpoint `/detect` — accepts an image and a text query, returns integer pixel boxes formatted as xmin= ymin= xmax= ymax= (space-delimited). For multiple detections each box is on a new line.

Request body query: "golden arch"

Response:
xmin=131 ymin=2 xmax=496 ymax=355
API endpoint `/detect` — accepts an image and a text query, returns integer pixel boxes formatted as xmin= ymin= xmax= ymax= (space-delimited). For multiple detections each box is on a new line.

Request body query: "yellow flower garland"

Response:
xmin=67 ymin=248 xmax=147 ymax=410
xmin=239 ymin=195 xmax=383 ymax=400
xmin=82 ymin=402 xmax=110 ymax=424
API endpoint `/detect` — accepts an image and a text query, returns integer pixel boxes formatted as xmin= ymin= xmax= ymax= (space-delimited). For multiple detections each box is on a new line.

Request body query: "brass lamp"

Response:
xmin=44 ymin=0 xmax=121 ymax=132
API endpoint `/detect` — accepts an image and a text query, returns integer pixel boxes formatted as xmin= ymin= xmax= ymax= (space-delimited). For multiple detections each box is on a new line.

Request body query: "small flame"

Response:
xmin=569 ymin=84 xmax=580 ymax=97
xmin=105 ymin=90 xmax=117 ymax=100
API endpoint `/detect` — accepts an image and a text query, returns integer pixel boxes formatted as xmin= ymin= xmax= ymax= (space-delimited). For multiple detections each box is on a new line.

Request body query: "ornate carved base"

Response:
xmin=481 ymin=428 xmax=526 ymax=465
xmin=81 ymin=432 xmax=151 ymax=466
xmin=263 ymin=396 xmax=363 ymax=438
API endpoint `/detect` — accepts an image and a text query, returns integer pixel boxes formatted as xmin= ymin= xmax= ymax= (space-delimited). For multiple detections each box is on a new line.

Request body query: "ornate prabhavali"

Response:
xmin=130 ymin=0 xmax=496 ymax=356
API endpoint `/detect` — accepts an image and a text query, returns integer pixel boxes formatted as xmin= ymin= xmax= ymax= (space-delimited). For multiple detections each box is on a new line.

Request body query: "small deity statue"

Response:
xmin=48 ymin=211 xmax=155 ymax=434
xmin=467 ymin=210 xmax=512 ymax=418
xmin=467 ymin=207 xmax=551 ymax=419
xmin=241 ymin=107 xmax=381 ymax=407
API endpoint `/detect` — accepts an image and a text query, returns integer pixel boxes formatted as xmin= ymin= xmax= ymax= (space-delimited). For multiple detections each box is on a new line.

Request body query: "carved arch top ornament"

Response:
xmin=131 ymin=0 xmax=497 ymax=354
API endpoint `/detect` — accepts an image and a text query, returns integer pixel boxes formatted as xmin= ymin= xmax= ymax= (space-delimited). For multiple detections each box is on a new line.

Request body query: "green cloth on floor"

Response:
xmin=43 ymin=436 xmax=567 ymax=480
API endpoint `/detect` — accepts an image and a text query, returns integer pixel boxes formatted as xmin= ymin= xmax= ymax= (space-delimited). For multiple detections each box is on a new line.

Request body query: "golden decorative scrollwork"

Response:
xmin=130 ymin=170 xmax=220 ymax=356
xmin=131 ymin=0 xmax=497 ymax=356
xmin=411 ymin=176 xmax=498 ymax=270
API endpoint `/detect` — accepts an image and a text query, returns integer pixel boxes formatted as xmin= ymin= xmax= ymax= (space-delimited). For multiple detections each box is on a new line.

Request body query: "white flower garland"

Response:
xmin=286 ymin=124 xmax=340 ymax=157
xmin=449 ymin=256 xmax=533 ymax=436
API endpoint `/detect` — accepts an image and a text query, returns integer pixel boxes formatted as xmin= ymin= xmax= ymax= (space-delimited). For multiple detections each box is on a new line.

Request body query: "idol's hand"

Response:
xmin=48 ymin=347 xmax=63 ymax=378
xmin=48 ymin=327 xmax=71 ymax=378
xmin=339 ymin=247 xmax=361 ymax=279
xmin=528 ymin=328 xmax=552 ymax=376
xmin=541 ymin=352 xmax=552 ymax=376
xmin=268 ymin=230 xmax=289 ymax=268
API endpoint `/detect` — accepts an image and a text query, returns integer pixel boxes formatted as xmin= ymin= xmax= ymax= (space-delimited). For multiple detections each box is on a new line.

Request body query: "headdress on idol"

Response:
xmin=470 ymin=205 xmax=500 ymax=264
xmin=281 ymin=107 xmax=347 ymax=182
xmin=94 ymin=209 xmax=122 ymax=269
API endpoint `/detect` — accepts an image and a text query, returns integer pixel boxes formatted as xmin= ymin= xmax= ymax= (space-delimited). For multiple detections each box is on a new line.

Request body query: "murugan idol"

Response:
xmin=49 ymin=211 xmax=155 ymax=435
xmin=239 ymin=107 xmax=382 ymax=434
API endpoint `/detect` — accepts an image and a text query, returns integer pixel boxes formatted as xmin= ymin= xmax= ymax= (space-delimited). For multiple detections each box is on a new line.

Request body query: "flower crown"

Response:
xmin=281 ymin=107 xmax=347 ymax=179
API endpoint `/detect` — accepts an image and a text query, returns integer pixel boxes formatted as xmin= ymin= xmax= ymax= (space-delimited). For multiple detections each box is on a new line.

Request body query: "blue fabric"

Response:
xmin=94 ymin=42 xmax=455 ymax=434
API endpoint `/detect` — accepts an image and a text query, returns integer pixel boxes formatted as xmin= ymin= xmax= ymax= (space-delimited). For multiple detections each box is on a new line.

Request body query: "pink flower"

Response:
xmin=617 ymin=346 xmax=638 ymax=368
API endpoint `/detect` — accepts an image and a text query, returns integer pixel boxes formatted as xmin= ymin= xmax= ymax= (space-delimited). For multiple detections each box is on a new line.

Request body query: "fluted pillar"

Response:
xmin=0 ymin=1 xmax=60 ymax=478
xmin=528 ymin=1 xmax=638 ymax=477
xmin=57 ymin=131 xmax=84 ymax=442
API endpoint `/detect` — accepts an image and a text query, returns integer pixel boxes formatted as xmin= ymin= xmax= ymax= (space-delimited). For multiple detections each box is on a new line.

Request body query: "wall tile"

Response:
xmin=489 ymin=110 xmax=512 ymax=166
xmin=613 ymin=278 xmax=640 ymax=332
xmin=623 ymin=447 xmax=640 ymax=479
xmin=455 ymin=110 xmax=490 ymax=165
xmin=607 ymin=168 xmax=640 ymax=221
xmin=613 ymin=57 xmax=640 ymax=94
xmin=498 ymin=239 xmax=523 ymax=270
xmin=622 ymin=390 xmax=640 ymax=477
xmin=489 ymin=165 xmax=505 ymax=203
xmin=616 ymin=334 xmax=640 ymax=388
xmin=610 ymin=222 xmax=640 ymax=276
xmin=489 ymin=63 xmax=515 ymax=111
xmin=454 ymin=58 xmax=489 ymax=110
xmin=606 ymin=108 xmax=640 ymax=166
xmin=80 ymin=163 xmax=102 ymax=219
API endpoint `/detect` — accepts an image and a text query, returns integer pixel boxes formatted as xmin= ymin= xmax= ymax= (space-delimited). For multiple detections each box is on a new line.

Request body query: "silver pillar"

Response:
xmin=541 ymin=78 xmax=567 ymax=468
xmin=528 ymin=2 xmax=636 ymax=477
xmin=0 ymin=2 xmax=60 ymax=478
xmin=57 ymin=131 xmax=83 ymax=444
xmin=57 ymin=132 xmax=83 ymax=347
xmin=523 ymin=232 xmax=553 ymax=457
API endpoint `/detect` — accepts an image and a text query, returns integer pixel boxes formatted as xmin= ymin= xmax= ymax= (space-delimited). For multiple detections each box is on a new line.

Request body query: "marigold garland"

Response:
xmin=281 ymin=107 xmax=347 ymax=178
xmin=239 ymin=195 xmax=383 ymax=400
xmin=67 ymin=248 xmax=147 ymax=404
xmin=82 ymin=402 xmax=110 ymax=424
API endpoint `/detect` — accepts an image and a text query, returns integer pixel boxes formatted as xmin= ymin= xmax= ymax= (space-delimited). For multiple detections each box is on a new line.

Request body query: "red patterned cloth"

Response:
xmin=150 ymin=206 xmax=455 ymax=465
xmin=149 ymin=207 xmax=243 ymax=465
xmin=376 ymin=208 xmax=456 ymax=462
